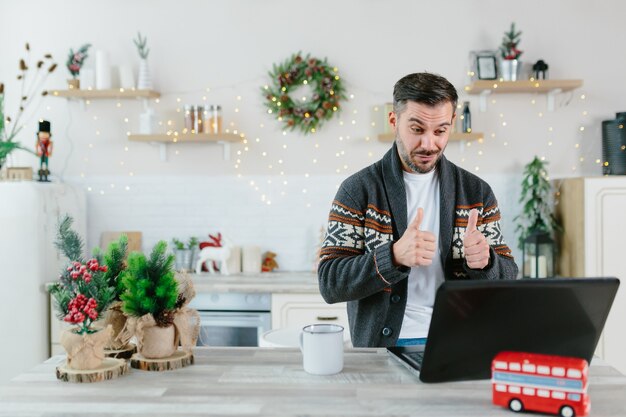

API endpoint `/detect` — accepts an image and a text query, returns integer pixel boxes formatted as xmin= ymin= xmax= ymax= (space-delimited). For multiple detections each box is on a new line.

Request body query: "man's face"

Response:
xmin=389 ymin=100 xmax=455 ymax=173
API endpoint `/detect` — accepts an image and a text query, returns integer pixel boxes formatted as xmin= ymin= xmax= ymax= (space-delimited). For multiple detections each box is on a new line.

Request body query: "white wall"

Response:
xmin=2 ymin=0 xmax=626 ymax=269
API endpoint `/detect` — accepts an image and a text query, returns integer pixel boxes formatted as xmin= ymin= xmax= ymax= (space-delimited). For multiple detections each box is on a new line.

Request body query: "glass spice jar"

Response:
xmin=213 ymin=105 xmax=223 ymax=134
xmin=203 ymin=105 xmax=212 ymax=134
xmin=184 ymin=105 xmax=195 ymax=134
xmin=194 ymin=105 xmax=203 ymax=134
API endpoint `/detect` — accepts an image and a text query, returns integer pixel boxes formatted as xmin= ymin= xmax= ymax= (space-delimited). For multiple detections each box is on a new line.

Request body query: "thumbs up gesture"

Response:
xmin=463 ymin=209 xmax=490 ymax=270
xmin=392 ymin=208 xmax=437 ymax=267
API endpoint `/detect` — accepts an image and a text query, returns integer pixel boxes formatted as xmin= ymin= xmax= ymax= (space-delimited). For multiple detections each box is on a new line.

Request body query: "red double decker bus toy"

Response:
xmin=492 ymin=351 xmax=589 ymax=417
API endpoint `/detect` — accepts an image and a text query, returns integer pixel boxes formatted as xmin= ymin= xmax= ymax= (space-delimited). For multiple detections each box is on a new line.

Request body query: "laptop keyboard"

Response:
xmin=403 ymin=351 xmax=424 ymax=370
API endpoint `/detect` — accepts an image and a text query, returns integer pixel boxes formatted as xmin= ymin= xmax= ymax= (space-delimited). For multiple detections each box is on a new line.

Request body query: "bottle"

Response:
xmin=139 ymin=108 xmax=155 ymax=134
xmin=194 ymin=105 xmax=203 ymax=134
xmin=462 ymin=101 xmax=471 ymax=133
xmin=203 ymin=105 xmax=212 ymax=134
xmin=183 ymin=105 xmax=195 ymax=133
xmin=213 ymin=105 xmax=223 ymax=134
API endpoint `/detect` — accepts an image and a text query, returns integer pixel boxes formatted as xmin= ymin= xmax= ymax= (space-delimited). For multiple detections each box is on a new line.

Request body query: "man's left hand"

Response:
xmin=463 ymin=209 xmax=490 ymax=270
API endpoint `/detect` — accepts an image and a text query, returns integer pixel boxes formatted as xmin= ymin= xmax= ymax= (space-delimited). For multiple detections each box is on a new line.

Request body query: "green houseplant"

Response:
xmin=172 ymin=236 xmax=198 ymax=272
xmin=120 ymin=241 xmax=179 ymax=358
xmin=0 ymin=43 xmax=57 ymax=171
xmin=515 ymin=157 xmax=561 ymax=277
xmin=498 ymin=22 xmax=523 ymax=81
xmin=514 ymin=156 xmax=560 ymax=248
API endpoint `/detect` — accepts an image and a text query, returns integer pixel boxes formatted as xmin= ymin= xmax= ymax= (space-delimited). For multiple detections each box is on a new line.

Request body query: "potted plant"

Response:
xmin=514 ymin=157 xmax=561 ymax=277
xmin=172 ymin=237 xmax=198 ymax=271
xmin=50 ymin=217 xmax=116 ymax=370
xmin=120 ymin=241 xmax=179 ymax=359
xmin=134 ymin=32 xmax=152 ymax=90
xmin=65 ymin=43 xmax=91 ymax=89
xmin=0 ymin=43 xmax=57 ymax=174
xmin=499 ymin=22 xmax=523 ymax=81
xmin=54 ymin=215 xmax=130 ymax=350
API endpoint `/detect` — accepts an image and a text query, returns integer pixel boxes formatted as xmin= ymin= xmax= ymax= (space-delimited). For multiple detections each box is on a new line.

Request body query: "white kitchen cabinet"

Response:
xmin=555 ymin=177 xmax=626 ymax=374
xmin=271 ymin=293 xmax=351 ymax=343
xmin=0 ymin=182 xmax=85 ymax=382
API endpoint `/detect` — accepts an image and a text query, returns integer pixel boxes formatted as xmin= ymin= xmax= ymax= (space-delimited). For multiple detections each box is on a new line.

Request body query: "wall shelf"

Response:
xmin=49 ymin=88 xmax=160 ymax=99
xmin=377 ymin=132 xmax=484 ymax=142
xmin=464 ymin=79 xmax=583 ymax=112
xmin=128 ymin=133 xmax=242 ymax=161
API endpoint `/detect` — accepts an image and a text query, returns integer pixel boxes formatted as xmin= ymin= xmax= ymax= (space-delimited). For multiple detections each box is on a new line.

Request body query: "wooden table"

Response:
xmin=1 ymin=347 xmax=625 ymax=416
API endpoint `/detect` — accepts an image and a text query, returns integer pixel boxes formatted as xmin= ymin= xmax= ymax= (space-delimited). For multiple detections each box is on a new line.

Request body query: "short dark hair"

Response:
xmin=392 ymin=72 xmax=458 ymax=115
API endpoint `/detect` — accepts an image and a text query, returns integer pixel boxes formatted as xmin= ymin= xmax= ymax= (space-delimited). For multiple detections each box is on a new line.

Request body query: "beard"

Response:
xmin=395 ymin=134 xmax=444 ymax=174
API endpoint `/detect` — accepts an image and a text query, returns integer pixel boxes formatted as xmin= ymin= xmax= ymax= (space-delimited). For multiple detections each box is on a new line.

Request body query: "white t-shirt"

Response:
xmin=398 ymin=169 xmax=445 ymax=339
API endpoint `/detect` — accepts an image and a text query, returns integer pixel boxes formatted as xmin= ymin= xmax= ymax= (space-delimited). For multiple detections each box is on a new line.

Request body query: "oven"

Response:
xmin=188 ymin=292 xmax=271 ymax=347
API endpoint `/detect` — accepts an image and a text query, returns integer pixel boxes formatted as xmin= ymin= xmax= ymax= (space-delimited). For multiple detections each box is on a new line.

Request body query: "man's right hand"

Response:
xmin=392 ymin=207 xmax=437 ymax=268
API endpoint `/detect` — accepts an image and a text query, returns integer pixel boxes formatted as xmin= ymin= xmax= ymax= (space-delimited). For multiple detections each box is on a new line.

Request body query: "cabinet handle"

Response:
xmin=316 ymin=316 xmax=338 ymax=321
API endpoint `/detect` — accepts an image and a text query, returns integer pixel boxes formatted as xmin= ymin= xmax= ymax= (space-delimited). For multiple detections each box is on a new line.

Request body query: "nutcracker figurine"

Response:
xmin=35 ymin=120 xmax=53 ymax=182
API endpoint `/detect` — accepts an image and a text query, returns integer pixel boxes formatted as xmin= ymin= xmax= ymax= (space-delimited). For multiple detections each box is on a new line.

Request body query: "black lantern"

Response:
xmin=522 ymin=231 xmax=555 ymax=278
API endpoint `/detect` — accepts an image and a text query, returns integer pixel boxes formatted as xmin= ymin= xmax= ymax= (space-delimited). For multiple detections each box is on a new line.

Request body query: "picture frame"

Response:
xmin=476 ymin=55 xmax=497 ymax=80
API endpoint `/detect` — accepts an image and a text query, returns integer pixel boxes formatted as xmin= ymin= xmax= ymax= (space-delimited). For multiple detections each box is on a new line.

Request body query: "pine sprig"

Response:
xmin=103 ymin=234 xmax=129 ymax=299
xmin=514 ymin=157 xmax=561 ymax=249
xmin=120 ymin=241 xmax=178 ymax=326
xmin=54 ymin=215 xmax=84 ymax=262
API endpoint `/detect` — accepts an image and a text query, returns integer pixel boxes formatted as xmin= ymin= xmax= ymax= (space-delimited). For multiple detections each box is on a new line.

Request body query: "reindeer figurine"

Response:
xmin=195 ymin=233 xmax=233 ymax=275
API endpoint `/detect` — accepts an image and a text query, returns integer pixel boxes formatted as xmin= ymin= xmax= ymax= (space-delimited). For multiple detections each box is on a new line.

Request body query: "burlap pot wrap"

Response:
xmin=174 ymin=272 xmax=200 ymax=352
xmin=60 ymin=325 xmax=112 ymax=370
xmin=119 ymin=273 xmax=201 ymax=358
xmin=103 ymin=301 xmax=130 ymax=349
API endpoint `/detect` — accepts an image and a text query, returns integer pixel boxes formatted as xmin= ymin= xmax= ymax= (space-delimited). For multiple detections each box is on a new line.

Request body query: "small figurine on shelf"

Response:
xmin=532 ymin=59 xmax=549 ymax=80
xmin=261 ymin=251 xmax=278 ymax=272
xmin=35 ymin=120 xmax=53 ymax=182
xmin=196 ymin=233 xmax=233 ymax=275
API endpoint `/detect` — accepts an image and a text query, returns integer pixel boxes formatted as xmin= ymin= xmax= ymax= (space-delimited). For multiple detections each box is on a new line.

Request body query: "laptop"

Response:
xmin=387 ymin=277 xmax=620 ymax=383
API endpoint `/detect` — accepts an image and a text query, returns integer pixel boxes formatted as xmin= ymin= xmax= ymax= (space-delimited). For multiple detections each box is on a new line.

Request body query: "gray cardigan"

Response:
xmin=318 ymin=143 xmax=519 ymax=347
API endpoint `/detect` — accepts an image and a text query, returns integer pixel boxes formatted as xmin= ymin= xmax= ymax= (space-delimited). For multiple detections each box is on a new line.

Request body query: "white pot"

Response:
xmin=500 ymin=59 xmax=521 ymax=81
xmin=137 ymin=58 xmax=153 ymax=90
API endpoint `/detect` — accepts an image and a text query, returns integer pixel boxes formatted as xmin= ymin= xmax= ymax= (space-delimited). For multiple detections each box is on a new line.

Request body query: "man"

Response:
xmin=318 ymin=72 xmax=518 ymax=348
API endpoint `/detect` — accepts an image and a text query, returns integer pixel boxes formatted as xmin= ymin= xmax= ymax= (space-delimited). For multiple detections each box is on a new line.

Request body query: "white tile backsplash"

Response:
xmin=65 ymin=172 xmax=522 ymax=271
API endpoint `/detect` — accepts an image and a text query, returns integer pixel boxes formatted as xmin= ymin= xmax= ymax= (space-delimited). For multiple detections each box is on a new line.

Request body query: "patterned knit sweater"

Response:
xmin=318 ymin=143 xmax=519 ymax=347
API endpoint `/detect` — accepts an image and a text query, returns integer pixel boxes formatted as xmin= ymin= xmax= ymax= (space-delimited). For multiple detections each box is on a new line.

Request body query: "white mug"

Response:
xmin=299 ymin=324 xmax=344 ymax=375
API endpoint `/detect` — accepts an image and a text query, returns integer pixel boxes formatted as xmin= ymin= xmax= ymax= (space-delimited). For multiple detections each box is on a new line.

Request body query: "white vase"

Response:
xmin=500 ymin=59 xmax=521 ymax=81
xmin=139 ymin=108 xmax=156 ymax=134
xmin=137 ymin=58 xmax=153 ymax=90
xmin=95 ymin=50 xmax=112 ymax=90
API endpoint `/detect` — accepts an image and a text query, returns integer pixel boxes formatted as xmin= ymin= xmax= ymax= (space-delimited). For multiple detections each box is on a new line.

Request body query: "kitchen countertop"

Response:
xmin=189 ymin=271 xmax=320 ymax=294
xmin=1 ymin=347 xmax=625 ymax=417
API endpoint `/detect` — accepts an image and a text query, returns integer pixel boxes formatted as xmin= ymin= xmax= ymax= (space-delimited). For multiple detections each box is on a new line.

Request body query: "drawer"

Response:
xmin=271 ymin=293 xmax=350 ymax=342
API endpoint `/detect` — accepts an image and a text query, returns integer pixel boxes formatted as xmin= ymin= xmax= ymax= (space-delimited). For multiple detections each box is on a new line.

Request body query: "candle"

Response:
xmin=530 ymin=255 xmax=548 ymax=278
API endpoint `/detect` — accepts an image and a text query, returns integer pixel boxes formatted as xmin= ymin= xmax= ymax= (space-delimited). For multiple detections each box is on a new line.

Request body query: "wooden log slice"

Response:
xmin=130 ymin=350 xmax=194 ymax=371
xmin=104 ymin=344 xmax=137 ymax=360
xmin=56 ymin=358 xmax=128 ymax=383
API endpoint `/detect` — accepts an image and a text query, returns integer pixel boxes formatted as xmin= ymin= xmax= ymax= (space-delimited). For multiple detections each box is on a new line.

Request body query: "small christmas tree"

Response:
xmin=514 ymin=156 xmax=561 ymax=249
xmin=51 ymin=215 xmax=130 ymax=334
xmin=120 ymin=241 xmax=179 ymax=327
xmin=500 ymin=22 xmax=523 ymax=60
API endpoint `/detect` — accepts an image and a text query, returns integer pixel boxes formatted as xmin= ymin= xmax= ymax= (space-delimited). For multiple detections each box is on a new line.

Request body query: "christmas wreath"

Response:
xmin=263 ymin=53 xmax=346 ymax=134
